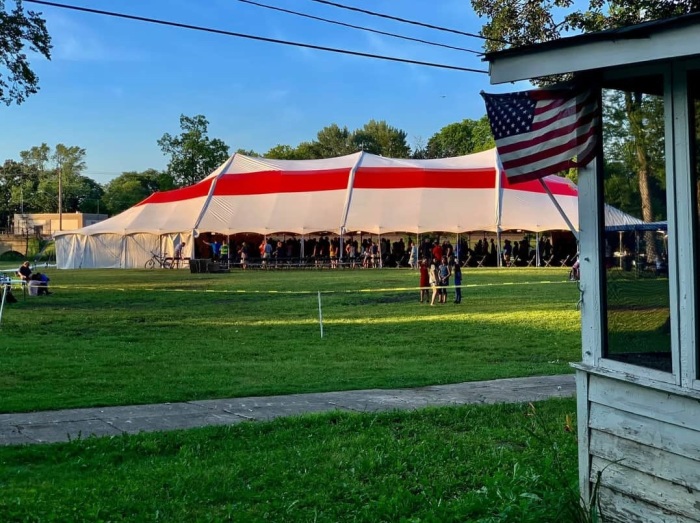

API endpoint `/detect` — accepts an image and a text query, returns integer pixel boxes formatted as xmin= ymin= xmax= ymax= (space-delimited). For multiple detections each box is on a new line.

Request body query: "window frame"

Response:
xmin=674 ymin=59 xmax=700 ymax=390
xmin=593 ymin=63 xmax=679 ymax=385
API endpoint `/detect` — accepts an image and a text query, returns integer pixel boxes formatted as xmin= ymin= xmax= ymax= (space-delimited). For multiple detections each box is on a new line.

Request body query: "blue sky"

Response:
xmin=1 ymin=0 xmax=527 ymax=185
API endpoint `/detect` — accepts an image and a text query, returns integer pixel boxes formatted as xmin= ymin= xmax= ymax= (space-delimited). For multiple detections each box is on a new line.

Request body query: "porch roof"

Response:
xmin=484 ymin=12 xmax=700 ymax=84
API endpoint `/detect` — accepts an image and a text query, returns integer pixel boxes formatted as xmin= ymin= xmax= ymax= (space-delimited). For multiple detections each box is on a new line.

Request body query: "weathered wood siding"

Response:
xmin=585 ymin=373 xmax=700 ymax=522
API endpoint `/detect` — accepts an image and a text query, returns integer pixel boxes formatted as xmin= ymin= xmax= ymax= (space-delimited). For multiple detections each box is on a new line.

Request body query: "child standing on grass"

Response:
xmin=429 ymin=258 xmax=439 ymax=306
xmin=419 ymin=258 xmax=429 ymax=303
xmin=453 ymin=261 xmax=462 ymax=304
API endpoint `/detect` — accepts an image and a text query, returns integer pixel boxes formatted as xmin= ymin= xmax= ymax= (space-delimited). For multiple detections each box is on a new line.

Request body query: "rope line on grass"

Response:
xmin=51 ymin=279 xmax=575 ymax=294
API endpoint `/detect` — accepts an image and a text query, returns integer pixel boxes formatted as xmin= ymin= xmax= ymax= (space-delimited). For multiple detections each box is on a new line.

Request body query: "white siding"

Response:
xmin=582 ymin=373 xmax=700 ymax=522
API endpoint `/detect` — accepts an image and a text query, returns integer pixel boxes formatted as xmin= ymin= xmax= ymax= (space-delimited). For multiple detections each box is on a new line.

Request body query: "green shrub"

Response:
xmin=0 ymin=250 xmax=25 ymax=262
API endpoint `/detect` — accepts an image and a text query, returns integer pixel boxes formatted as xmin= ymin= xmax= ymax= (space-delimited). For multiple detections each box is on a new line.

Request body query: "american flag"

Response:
xmin=481 ymin=88 xmax=599 ymax=183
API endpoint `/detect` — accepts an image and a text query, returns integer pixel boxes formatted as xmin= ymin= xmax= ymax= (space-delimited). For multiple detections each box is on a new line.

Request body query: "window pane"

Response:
xmin=690 ymin=70 xmax=700 ymax=379
xmin=601 ymin=75 xmax=671 ymax=372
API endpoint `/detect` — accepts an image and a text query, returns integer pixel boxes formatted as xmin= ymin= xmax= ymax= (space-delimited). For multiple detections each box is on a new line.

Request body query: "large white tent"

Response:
xmin=54 ymin=148 xmax=635 ymax=269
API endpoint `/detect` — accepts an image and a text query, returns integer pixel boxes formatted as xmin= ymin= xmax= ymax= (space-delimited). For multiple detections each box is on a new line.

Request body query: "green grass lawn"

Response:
xmin=0 ymin=398 xmax=580 ymax=522
xmin=0 ymin=267 xmax=585 ymax=522
xmin=0 ymin=267 xmax=581 ymax=413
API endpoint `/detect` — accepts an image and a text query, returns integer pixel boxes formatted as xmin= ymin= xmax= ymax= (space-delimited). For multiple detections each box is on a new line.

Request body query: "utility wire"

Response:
xmin=236 ymin=0 xmax=482 ymax=55
xmin=306 ymin=0 xmax=509 ymax=45
xmin=25 ymin=0 xmax=488 ymax=74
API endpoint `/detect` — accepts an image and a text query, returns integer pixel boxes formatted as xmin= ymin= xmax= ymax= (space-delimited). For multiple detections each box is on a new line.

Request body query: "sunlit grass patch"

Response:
xmin=1 ymin=267 xmax=580 ymax=413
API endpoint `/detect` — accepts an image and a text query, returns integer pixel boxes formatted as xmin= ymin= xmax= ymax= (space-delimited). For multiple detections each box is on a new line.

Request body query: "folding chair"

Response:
xmin=476 ymin=255 xmax=487 ymax=268
xmin=462 ymin=254 xmax=473 ymax=267
xmin=559 ymin=255 xmax=571 ymax=267
xmin=542 ymin=255 xmax=555 ymax=267
xmin=526 ymin=254 xmax=536 ymax=267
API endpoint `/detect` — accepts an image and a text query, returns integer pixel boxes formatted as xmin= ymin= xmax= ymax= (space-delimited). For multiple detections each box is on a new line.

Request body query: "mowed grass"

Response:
xmin=0 ymin=267 xmax=581 ymax=413
xmin=0 ymin=399 xmax=579 ymax=522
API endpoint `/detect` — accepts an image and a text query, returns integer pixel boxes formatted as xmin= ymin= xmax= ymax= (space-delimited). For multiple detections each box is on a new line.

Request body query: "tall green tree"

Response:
xmin=314 ymin=124 xmax=356 ymax=158
xmin=102 ymin=169 xmax=173 ymax=215
xmin=158 ymin=115 xmax=230 ymax=186
xmin=14 ymin=143 xmax=95 ymax=214
xmin=425 ymin=117 xmax=495 ymax=158
xmin=355 ymin=120 xmax=411 ymax=158
xmin=264 ymin=143 xmax=317 ymax=160
xmin=472 ymin=0 xmax=700 ymax=54
xmin=0 ymin=0 xmax=52 ymax=105
xmin=471 ymin=0 xmax=699 ymax=258
xmin=0 ymin=159 xmax=36 ymax=229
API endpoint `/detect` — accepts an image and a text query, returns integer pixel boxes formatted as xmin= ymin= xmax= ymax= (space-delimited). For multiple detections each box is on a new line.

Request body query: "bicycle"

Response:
xmin=144 ymin=251 xmax=173 ymax=269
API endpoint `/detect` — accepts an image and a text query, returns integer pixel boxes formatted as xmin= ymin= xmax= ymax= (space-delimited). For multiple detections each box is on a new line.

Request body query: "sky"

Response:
xmin=0 ymin=0 xmax=530 ymax=185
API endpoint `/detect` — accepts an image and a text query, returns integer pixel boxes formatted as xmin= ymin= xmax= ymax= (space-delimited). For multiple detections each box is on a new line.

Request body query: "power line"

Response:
xmin=306 ymin=0 xmax=509 ymax=45
xmin=25 ymin=0 xmax=488 ymax=74
xmin=236 ymin=0 xmax=483 ymax=55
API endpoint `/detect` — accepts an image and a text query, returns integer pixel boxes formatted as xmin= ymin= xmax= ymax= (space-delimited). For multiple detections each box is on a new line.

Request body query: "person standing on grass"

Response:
xmin=419 ymin=258 xmax=429 ymax=303
xmin=173 ymin=240 xmax=186 ymax=268
xmin=239 ymin=242 xmax=248 ymax=269
xmin=429 ymin=258 xmax=439 ymax=306
xmin=203 ymin=238 xmax=221 ymax=261
xmin=220 ymin=239 xmax=230 ymax=266
xmin=408 ymin=241 xmax=419 ymax=269
xmin=453 ymin=261 xmax=462 ymax=304
xmin=438 ymin=256 xmax=451 ymax=304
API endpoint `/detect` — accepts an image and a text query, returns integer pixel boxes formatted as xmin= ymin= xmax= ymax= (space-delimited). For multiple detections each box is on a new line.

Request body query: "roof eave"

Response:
xmin=485 ymin=15 xmax=700 ymax=85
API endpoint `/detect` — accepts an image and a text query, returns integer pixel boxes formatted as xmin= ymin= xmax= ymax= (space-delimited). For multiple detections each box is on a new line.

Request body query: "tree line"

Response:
xmin=1 ymin=0 xmax=687 ymax=233
xmin=0 ymin=96 xmax=669 ymax=231
xmin=0 ymin=114 xmax=496 ymax=227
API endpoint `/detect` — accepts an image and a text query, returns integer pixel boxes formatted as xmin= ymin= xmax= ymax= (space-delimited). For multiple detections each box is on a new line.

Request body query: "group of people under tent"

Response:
xmin=176 ymin=232 xmax=577 ymax=270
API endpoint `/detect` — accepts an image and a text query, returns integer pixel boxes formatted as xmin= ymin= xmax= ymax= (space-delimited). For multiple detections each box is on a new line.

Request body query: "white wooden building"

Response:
xmin=484 ymin=13 xmax=700 ymax=522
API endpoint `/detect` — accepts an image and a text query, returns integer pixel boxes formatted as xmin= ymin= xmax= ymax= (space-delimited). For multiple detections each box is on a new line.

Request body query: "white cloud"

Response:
xmin=47 ymin=13 xmax=146 ymax=62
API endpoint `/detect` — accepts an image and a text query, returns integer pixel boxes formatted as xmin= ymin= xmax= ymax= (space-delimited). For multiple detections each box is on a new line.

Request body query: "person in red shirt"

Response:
xmin=431 ymin=241 xmax=443 ymax=263
xmin=419 ymin=259 xmax=429 ymax=303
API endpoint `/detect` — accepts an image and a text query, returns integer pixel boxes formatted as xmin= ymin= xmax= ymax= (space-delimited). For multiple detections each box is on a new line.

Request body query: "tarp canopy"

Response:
xmin=54 ymin=148 xmax=643 ymax=268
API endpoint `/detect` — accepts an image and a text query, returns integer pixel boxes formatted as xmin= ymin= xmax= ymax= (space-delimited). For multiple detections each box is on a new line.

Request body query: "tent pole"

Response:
xmin=496 ymin=230 xmax=502 ymax=267
xmin=619 ymin=231 xmax=623 ymax=269
xmin=301 ymin=235 xmax=305 ymax=264
xmin=536 ymin=232 xmax=540 ymax=267
xmin=378 ymin=234 xmax=383 ymax=268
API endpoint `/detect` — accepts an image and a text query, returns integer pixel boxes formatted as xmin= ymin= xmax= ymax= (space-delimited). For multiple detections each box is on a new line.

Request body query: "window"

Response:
xmin=601 ymin=74 xmax=671 ymax=372
xmin=690 ymin=69 xmax=700 ymax=379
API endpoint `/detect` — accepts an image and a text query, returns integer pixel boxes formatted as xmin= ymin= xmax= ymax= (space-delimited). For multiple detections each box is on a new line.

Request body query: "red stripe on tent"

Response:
xmin=353 ymin=168 xmax=497 ymax=189
xmin=136 ymin=179 xmax=213 ymax=205
xmin=501 ymin=171 xmax=578 ymax=196
xmin=213 ymin=169 xmax=350 ymax=195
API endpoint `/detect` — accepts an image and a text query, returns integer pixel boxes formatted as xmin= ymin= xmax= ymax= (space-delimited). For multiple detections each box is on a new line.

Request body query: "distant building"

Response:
xmin=14 ymin=212 xmax=108 ymax=236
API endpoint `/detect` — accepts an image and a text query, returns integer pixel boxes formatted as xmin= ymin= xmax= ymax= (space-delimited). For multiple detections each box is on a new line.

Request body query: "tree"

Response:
xmin=471 ymin=0 xmax=699 ymax=259
xmin=157 ymin=115 xmax=230 ymax=186
xmin=355 ymin=120 xmax=411 ymax=158
xmin=315 ymin=124 xmax=357 ymax=158
xmin=235 ymin=148 xmax=261 ymax=157
xmin=425 ymin=117 xmax=494 ymax=158
xmin=471 ymin=0 xmax=700 ymax=54
xmin=0 ymin=1 xmax=52 ymax=105
xmin=14 ymin=143 xmax=93 ymax=214
xmin=102 ymin=169 xmax=172 ymax=215
xmin=0 ymin=159 xmax=34 ymax=229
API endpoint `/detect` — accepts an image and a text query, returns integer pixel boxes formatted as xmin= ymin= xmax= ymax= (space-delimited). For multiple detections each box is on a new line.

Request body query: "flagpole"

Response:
xmin=538 ymin=178 xmax=579 ymax=241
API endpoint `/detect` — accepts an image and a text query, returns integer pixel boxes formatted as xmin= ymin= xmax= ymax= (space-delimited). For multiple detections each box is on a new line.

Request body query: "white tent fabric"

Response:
xmin=54 ymin=148 xmax=639 ymax=268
